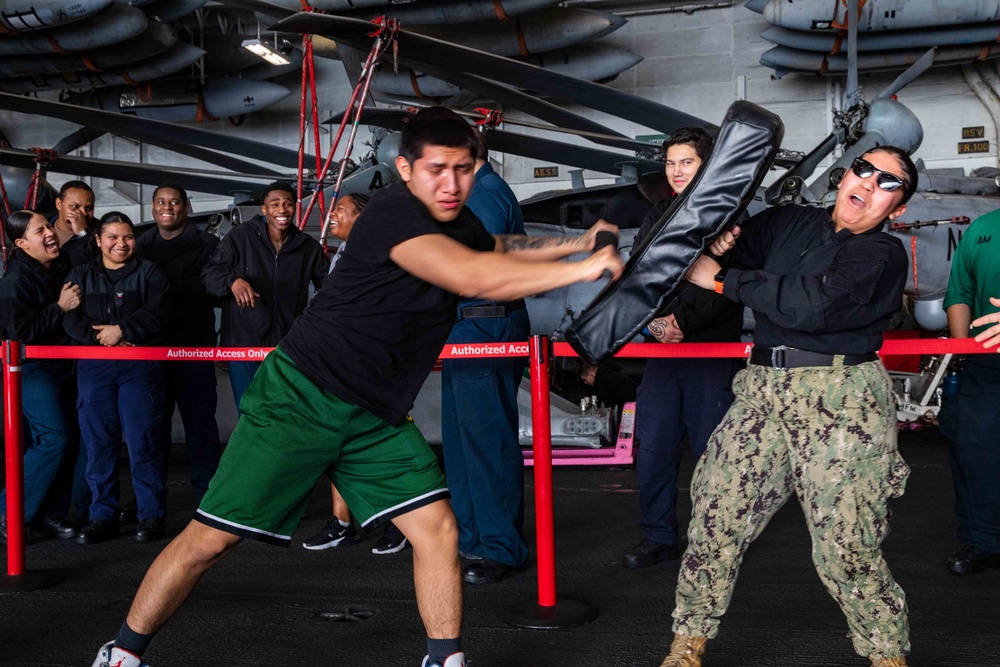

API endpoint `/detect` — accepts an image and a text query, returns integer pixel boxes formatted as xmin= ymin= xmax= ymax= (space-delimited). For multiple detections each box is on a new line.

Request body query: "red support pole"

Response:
xmin=4 ymin=339 xmax=25 ymax=576
xmin=529 ymin=335 xmax=557 ymax=607
xmin=1 ymin=340 xmax=63 ymax=595
xmin=502 ymin=335 xmax=597 ymax=628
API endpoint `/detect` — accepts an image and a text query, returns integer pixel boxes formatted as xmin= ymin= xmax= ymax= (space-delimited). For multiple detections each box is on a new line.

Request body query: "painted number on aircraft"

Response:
xmin=962 ymin=126 xmax=985 ymax=139
xmin=533 ymin=166 xmax=559 ymax=178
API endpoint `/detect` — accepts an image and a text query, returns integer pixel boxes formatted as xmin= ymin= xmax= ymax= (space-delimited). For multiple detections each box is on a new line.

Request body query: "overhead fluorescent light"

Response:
xmin=241 ymin=38 xmax=291 ymax=66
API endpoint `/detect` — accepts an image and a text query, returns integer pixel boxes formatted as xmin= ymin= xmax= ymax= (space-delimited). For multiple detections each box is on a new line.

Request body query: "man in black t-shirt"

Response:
xmin=90 ymin=107 xmax=623 ymax=667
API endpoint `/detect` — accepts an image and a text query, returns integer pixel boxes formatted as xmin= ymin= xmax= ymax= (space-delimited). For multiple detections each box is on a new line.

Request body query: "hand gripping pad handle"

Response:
xmin=592 ymin=230 xmax=619 ymax=279
xmin=564 ymin=100 xmax=784 ymax=364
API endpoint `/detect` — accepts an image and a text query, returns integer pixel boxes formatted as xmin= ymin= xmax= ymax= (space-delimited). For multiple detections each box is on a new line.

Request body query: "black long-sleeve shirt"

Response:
xmin=720 ymin=204 xmax=907 ymax=355
xmin=137 ymin=224 xmax=220 ymax=346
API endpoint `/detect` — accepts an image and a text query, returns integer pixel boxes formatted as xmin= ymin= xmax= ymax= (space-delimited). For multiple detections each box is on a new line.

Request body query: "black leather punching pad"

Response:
xmin=564 ymin=100 xmax=784 ymax=364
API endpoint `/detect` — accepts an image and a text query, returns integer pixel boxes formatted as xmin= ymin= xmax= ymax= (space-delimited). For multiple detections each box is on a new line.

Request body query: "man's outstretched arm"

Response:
xmin=390 ymin=232 xmax=622 ymax=303
xmin=495 ymin=219 xmax=619 ymax=262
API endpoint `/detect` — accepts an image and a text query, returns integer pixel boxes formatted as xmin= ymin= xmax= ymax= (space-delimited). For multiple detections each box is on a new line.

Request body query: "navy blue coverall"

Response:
xmin=441 ymin=162 xmax=531 ymax=567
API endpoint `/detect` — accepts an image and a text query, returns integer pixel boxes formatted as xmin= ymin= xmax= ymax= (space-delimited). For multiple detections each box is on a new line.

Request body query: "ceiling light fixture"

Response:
xmin=241 ymin=38 xmax=290 ymax=66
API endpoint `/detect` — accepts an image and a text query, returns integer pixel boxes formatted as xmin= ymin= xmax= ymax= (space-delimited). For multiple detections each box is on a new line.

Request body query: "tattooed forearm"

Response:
xmin=499 ymin=235 xmax=580 ymax=252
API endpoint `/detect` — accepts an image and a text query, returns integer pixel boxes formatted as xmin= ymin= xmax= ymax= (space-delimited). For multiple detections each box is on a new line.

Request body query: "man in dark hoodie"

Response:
xmin=202 ymin=181 xmax=329 ymax=411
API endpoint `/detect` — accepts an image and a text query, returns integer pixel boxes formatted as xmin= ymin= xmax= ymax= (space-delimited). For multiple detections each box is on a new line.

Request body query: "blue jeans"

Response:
xmin=939 ymin=354 xmax=1000 ymax=554
xmin=0 ymin=361 xmax=77 ymax=523
xmin=162 ymin=361 xmax=221 ymax=501
xmin=228 ymin=361 xmax=262 ymax=415
xmin=441 ymin=309 xmax=530 ymax=567
xmin=635 ymin=357 xmax=739 ymax=545
xmin=77 ymin=360 xmax=167 ymax=522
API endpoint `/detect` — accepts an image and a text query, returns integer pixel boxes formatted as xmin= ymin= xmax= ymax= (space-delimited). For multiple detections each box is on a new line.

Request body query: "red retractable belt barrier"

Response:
xmin=3 ymin=337 xmax=995 ymax=601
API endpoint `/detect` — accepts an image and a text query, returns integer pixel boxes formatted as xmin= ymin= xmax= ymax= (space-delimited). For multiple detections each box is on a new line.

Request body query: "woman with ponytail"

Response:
xmin=0 ymin=210 xmax=82 ymax=542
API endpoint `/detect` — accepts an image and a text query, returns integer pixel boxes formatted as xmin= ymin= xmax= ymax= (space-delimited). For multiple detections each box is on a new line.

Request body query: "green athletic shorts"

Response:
xmin=195 ymin=347 xmax=448 ymax=547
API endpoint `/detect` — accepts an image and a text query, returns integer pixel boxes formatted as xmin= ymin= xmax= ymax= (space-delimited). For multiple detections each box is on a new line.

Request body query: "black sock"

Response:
xmin=114 ymin=621 xmax=154 ymax=657
xmin=427 ymin=637 xmax=462 ymax=665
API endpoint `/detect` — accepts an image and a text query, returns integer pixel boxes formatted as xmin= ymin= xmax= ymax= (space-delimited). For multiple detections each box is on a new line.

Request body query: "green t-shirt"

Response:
xmin=944 ymin=208 xmax=1000 ymax=336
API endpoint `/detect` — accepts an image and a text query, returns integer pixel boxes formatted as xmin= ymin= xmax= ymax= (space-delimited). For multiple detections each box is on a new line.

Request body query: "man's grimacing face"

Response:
xmin=395 ymin=145 xmax=476 ymax=223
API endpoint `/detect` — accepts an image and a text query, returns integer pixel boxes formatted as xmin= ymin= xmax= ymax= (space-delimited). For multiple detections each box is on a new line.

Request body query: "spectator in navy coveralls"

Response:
xmin=0 ymin=210 xmax=81 ymax=543
xmin=65 ymin=212 xmax=171 ymax=545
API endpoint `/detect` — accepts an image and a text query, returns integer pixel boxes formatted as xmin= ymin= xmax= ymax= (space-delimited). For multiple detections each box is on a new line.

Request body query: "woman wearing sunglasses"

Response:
xmin=660 ymin=147 xmax=918 ymax=667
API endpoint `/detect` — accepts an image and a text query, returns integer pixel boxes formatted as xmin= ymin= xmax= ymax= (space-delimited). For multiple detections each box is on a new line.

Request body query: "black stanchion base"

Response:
xmin=501 ymin=598 xmax=598 ymax=629
xmin=0 ymin=569 xmax=65 ymax=595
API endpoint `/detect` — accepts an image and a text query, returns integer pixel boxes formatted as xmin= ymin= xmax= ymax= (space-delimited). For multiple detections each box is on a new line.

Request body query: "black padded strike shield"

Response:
xmin=564 ymin=101 xmax=784 ymax=364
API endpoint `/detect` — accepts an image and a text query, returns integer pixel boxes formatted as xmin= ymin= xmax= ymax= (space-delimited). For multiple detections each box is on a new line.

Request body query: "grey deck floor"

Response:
xmin=1 ymin=429 xmax=997 ymax=667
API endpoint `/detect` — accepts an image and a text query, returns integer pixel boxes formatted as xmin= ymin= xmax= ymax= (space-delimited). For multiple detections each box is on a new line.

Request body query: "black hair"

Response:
xmin=153 ymin=182 xmax=189 ymax=204
xmin=4 ymin=209 xmax=39 ymax=244
xmin=97 ymin=211 xmax=134 ymax=235
xmin=3 ymin=209 xmax=43 ymax=265
xmin=260 ymin=180 xmax=296 ymax=203
xmin=399 ymin=107 xmax=479 ymax=164
xmin=346 ymin=192 xmax=370 ymax=211
xmin=862 ymin=145 xmax=919 ymax=205
xmin=57 ymin=180 xmax=93 ymax=200
xmin=663 ymin=127 xmax=714 ymax=161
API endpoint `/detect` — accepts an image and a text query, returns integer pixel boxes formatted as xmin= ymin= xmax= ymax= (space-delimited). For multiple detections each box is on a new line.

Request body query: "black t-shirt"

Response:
xmin=280 ymin=182 xmax=496 ymax=425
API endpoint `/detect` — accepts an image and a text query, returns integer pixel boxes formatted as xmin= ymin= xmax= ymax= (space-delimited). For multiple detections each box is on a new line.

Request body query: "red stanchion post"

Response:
xmin=4 ymin=339 xmax=25 ymax=576
xmin=502 ymin=335 xmax=597 ymax=629
xmin=529 ymin=335 xmax=557 ymax=607
xmin=1 ymin=339 xmax=63 ymax=595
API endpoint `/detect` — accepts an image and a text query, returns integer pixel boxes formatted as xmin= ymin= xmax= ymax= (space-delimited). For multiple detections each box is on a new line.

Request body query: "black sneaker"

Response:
xmin=948 ymin=545 xmax=1000 ymax=575
xmin=34 ymin=515 xmax=79 ymax=539
xmin=134 ymin=518 xmax=166 ymax=543
xmin=372 ymin=523 xmax=409 ymax=555
xmin=77 ymin=519 xmax=119 ymax=545
xmin=623 ymin=537 xmax=683 ymax=569
xmin=118 ymin=500 xmax=138 ymax=524
xmin=302 ymin=517 xmax=358 ymax=550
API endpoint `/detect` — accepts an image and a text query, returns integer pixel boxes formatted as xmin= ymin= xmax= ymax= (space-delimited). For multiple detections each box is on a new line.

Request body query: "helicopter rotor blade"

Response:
xmin=875 ymin=47 xmax=936 ymax=100
xmin=272 ymin=12 xmax=713 ymax=135
xmin=333 ymin=43 xmax=641 ymax=151
xmin=52 ymin=127 xmax=106 ymax=154
xmin=329 ymin=107 xmax=661 ymax=176
xmin=325 ymin=90 xmax=656 ymax=155
xmin=0 ymin=147 xmax=267 ymax=197
xmin=845 ymin=0 xmax=860 ymax=105
xmin=0 ymin=91 xmax=313 ymax=170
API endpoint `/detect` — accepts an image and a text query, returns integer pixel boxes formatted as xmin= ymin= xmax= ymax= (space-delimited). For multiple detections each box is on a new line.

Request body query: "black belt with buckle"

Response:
xmin=458 ymin=300 xmax=526 ymax=319
xmin=749 ymin=346 xmax=878 ymax=370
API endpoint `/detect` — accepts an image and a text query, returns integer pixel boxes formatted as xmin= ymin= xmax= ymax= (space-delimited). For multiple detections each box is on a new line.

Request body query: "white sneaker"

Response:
xmin=421 ymin=652 xmax=466 ymax=667
xmin=92 ymin=641 xmax=149 ymax=667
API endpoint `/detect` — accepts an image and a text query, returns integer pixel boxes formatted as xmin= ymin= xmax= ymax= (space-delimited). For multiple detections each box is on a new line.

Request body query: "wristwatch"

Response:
xmin=713 ymin=270 xmax=728 ymax=295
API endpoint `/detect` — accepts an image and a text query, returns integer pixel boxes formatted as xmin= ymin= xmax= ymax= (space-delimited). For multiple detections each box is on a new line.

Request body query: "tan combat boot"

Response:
xmin=871 ymin=658 xmax=908 ymax=666
xmin=659 ymin=634 xmax=707 ymax=667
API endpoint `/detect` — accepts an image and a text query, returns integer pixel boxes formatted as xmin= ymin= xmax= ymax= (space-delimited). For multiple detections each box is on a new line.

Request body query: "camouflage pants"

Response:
xmin=671 ymin=360 xmax=911 ymax=658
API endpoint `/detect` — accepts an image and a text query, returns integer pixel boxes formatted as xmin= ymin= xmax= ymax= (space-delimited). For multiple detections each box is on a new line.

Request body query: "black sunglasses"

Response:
xmin=850 ymin=157 xmax=905 ymax=192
